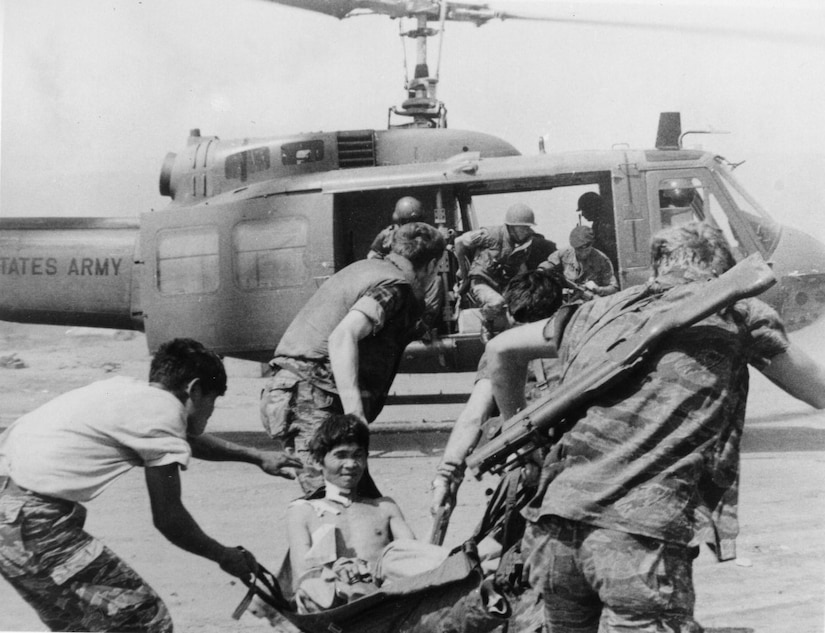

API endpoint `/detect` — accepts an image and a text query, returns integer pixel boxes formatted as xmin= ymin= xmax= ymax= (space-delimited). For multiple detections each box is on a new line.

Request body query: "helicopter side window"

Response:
xmin=281 ymin=140 xmax=325 ymax=166
xmin=233 ymin=217 xmax=308 ymax=290
xmin=225 ymin=147 xmax=271 ymax=182
xmin=157 ymin=226 xmax=219 ymax=295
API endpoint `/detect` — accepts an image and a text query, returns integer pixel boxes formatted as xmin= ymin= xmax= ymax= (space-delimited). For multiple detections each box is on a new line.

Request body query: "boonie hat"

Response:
xmin=569 ymin=225 xmax=594 ymax=248
xmin=504 ymin=203 xmax=536 ymax=227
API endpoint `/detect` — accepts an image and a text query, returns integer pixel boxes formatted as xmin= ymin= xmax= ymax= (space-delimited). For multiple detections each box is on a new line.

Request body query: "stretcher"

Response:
xmin=232 ymin=470 xmax=542 ymax=633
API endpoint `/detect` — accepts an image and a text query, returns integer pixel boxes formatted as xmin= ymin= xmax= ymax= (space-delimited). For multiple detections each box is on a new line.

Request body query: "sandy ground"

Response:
xmin=1 ymin=322 xmax=824 ymax=632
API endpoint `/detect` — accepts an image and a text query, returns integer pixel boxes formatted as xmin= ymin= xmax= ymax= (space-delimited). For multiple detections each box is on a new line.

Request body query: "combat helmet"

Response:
xmin=504 ymin=203 xmax=536 ymax=227
xmin=392 ymin=197 xmax=425 ymax=224
xmin=577 ymin=192 xmax=602 ymax=221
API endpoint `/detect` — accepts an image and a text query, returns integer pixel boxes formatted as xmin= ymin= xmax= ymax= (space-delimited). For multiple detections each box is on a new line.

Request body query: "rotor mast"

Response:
xmin=389 ymin=7 xmax=448 ymax=128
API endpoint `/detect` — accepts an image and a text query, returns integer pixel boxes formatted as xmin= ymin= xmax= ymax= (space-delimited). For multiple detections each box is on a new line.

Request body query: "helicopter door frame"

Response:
xmin=644 ymin=168 xmax=763 ymax=261
xmin=139 ymin=192 xmax=334 ymax=359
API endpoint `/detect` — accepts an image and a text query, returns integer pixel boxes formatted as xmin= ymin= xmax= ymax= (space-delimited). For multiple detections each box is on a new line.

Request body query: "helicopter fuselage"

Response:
xmin=2 ymin=126 xmax=824 ymax=371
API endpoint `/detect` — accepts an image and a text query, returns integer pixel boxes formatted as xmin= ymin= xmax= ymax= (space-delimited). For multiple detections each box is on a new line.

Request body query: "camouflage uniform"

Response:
xmin=0 ymin=478 xmax=171 ymax=632
xmin=522 ymin=270 xmax=789 ymax=632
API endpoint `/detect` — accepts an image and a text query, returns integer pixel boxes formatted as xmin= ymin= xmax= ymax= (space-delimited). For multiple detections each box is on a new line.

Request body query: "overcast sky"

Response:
xmin=2 ymin=0 xmax=825 ymax=239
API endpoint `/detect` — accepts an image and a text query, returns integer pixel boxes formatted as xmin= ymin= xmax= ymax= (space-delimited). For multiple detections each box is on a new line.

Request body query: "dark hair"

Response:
xmin=504 ymin=270 xmax=563 ymax=323
xmin=390 ymin=222 xmax=446 ymax=269
xmin=650 ymin=222 xmax=735 ymax=278
xmin=149 ymin=338 xmax=227 ymax=397
xmin=308 ymin=414 xmax=370 ymax=463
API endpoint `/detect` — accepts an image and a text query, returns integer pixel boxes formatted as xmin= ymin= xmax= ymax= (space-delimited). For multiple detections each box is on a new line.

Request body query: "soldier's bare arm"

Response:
xmin=328 ymin=310 xmax=375 ymax=421
xmin=486 ymin=319 xmax=557 ymax=420
xmin=760 ymin=342 xmax=825 ymax=408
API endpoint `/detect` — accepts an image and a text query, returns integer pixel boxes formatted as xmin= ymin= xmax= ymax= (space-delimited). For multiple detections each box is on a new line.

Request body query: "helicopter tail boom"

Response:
xmin=0 ymin=218 xmax=141 ymax=331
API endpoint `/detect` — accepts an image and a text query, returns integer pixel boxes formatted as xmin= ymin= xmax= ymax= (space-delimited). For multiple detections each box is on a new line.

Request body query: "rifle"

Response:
xmin=466 ymin=253 xmax=776 ymax=477
xmin=543 ymin=267 xmax=593 ymax=300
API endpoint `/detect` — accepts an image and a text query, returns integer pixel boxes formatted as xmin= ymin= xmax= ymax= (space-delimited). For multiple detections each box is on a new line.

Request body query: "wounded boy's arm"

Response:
xmin=286 ymin=503 xmax=315 ymax=583
xmin=385 ymin=498 xmax=416 ymax=541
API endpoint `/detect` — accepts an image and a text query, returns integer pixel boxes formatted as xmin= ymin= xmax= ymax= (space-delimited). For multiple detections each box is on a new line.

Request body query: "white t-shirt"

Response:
xmin=0 ymin=376 xmax=191 ymax=502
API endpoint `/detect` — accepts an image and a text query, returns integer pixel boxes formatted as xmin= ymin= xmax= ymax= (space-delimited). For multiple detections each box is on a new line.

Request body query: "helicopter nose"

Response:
xmin=762 ymin=225 xmax=825 ymax=331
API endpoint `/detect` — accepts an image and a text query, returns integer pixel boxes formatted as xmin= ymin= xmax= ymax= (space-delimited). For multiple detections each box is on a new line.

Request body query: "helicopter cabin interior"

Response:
xmin=332 ymin=171 xmax=616 ymax=336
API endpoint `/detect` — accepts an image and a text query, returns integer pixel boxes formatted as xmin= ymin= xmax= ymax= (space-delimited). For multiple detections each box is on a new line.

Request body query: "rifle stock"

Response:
xmin=466 ymin=254 xmax=776 ymax=477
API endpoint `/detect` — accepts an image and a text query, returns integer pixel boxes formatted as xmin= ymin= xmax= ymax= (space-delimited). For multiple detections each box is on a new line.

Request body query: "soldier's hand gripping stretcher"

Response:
xmin=466 ymin=253 xmax=777 ymax=477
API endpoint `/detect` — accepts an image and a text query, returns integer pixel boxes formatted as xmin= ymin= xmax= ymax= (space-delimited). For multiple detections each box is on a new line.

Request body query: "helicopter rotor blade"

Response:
xmin=483 ymin=2 xmax=824 ymax=49
xmin=258 ymin=1 xmax=414 ymax=20
xmin=263 ymin=0 xmax=822 ymax=49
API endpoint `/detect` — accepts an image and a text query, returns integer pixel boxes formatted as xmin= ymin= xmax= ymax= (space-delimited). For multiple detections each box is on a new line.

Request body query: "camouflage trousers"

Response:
xmin=260 ymin=368 xmax=381 ymax=497
xmin=260 ymin=368 xmax=343 ymax=494
xmin=0 ymin=478 xmax=172 ymax=632
xmin=522 ymin=516 xmax=702 ymax=633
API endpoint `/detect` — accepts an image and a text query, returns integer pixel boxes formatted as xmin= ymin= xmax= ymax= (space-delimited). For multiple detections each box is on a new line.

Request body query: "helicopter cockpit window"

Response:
xmin=233 ymin=217 xmax=308 ymax=290
xmin=281 ymin=140 xmax=324 ymax=166
xmin=157 ymin=226 xmax=219 ymax=295
xmin=225 ymin=147 xmax=271 ymax=182
xmin=658 ymin=178 xmax=702 ymax=227
xmin=657 ymin=176 xmax=744 ymax=258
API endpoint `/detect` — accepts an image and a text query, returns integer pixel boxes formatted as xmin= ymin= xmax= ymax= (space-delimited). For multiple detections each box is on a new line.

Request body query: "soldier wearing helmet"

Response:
xmin=263 ymin=222 xmax=446 ymax=496
xmin=366 ymin=196 xmax=443 ymax=336
xmin=540 ymin=224 xmax=618 ymax=304
xmin=367 ymin=197 xmax=426 ymax=259
xmin=659 ymin=179 xmax=696 ymax=209
xmin=453 ymin=202 xmax=538 ymax=339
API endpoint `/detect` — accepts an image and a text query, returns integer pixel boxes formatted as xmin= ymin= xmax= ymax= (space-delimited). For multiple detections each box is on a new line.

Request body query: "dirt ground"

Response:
xmin=1 ymin=322 xmax=824 ymax=632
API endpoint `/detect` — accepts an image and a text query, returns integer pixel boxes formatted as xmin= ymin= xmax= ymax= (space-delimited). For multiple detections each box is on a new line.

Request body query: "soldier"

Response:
xmin=576 ymin=191 xmax=617 ymax=265
xmin=486 ymin=222 xmax=825 ymax=632
xmin=261 ymin=222 xmax=445 ymax=495
xmin=367 ymin=196 xmax=444 ymax=336
xmin=0 ymin=338 xmax=302 ymax=633
xmin=540 ymin=225 xmax=618 ymax=303
xmin=367 ymin=196 xmax=426 ymax=259
xmin=430 ymin=269 xmax=564 ymax=521
xmin=453 ymin=203 xmax=537 ymax=340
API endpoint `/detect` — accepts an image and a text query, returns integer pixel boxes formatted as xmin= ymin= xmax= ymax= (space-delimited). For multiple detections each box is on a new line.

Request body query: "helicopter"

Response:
xmin=2 ymin=0 xmax=825 ymax=373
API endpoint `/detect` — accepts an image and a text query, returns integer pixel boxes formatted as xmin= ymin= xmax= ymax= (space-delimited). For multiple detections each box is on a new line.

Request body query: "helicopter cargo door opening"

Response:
xmin=140 ymin=192 xmax=333 ymax=361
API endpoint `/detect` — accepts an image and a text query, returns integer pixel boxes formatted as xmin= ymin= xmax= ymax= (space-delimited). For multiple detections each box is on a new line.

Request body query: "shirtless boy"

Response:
xmin=287 ymin=414 xmax=415 ymax=580
xmin=286 ymin=414 xmax=445 ymax=611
